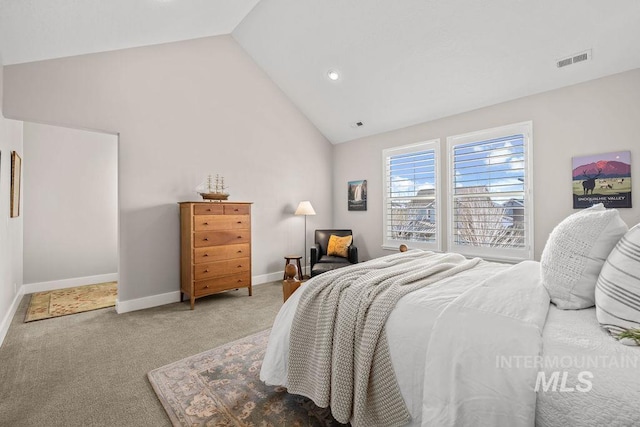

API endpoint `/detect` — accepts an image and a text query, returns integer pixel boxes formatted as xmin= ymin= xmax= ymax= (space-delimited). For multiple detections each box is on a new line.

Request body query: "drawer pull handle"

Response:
xmin=237 ymin=250 xmax=242 ymax=253
xmin=203 ymin=254 xmax=209 ymax=257
xmin=237 ymin=236 xmax=242 ymax=239
xmin=237 ymin=265 xmax=242 ymax=268
xmin=237 ymin=221 xmax=242 ymax=224
xmin=204 ymin=285 xmax=209 ymax=289
xmin=203 ymin=222 xmax=209 ymax=225
xmin=203 ymin=238 xmax=209 ymax=241
xmin=207 ymin=209 xmax=211 ymax=212
xmin=204 ymin=269 xmax=209 ymax=273
xmin=237 ymin=280 xmax=243 ymax=283
xmin=234 ymin=209 xmax=239 ymax=212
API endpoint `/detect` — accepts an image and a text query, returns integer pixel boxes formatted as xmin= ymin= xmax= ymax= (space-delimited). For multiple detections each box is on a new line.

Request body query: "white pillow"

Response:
xmin=541 ymin=204 xmax=628 ymax=309
xmin=596 ymin=224 xmax=640 ymax=345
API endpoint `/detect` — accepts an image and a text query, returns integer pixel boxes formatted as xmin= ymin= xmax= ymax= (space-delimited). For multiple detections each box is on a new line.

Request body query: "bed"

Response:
xmin=261 ymin=234 xmax=640 ymax=426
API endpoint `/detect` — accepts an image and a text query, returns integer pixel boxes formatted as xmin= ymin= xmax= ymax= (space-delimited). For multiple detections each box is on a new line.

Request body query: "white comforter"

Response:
xmin=536 ymin=306 xmax=640 ymax=427
xmin=421 ymin=260 xmax=549 ymax=426
xmin=260 ymin=254 xmax=640 ymax=426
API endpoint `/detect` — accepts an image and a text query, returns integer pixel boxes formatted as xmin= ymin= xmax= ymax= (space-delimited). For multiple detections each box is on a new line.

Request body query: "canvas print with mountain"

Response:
xmin=572 ymin=151 xmax=632 ymax=209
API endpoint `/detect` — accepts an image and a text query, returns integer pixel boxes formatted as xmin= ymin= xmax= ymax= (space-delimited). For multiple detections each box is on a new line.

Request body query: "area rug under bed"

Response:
xmin=148 ymin=328 xmax=347 ymax=426
xmin=25 ymin=281 xmax=118 ymax=322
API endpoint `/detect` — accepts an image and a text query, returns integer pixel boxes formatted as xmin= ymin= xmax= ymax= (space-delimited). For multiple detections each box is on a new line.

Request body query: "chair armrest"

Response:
xmin=310 ymin=244 xmax=320 ymax=268
xmin=348 ymin=245 xmax=358 ymax=264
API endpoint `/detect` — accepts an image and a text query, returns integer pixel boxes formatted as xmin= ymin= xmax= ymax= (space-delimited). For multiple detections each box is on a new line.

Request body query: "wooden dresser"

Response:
xmin=179 ymin=201 xmax=252 ymax=309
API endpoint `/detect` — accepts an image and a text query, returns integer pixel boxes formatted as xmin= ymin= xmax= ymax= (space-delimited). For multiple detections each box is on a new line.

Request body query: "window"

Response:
xmin=382 ymin=140 xmax=440 ymax=251
xmin=447 ymin=122 xmax=533 ymax=262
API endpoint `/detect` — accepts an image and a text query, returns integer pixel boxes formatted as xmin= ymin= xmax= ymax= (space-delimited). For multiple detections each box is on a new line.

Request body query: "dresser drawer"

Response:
xmin=193 ymin=230 xmax=251 ymax=247
xmin=194 ymin=257 xmax=251 ymax=281
xmin=194 ymin=204 xmax=224 ymax=215
xmin=193 ymin=243 xmax=250 ymax=264
xmin=194 ymin=272 xmax=251 ymax=297
xmin=224 ymin=204 xmax=250 ymax=215
xmin=193 ymin=215 xmax=250 ymax=231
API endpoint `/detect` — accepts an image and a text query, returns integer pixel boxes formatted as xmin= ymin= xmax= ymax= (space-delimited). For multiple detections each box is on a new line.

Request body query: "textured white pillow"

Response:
xmin=541 ymin=204 xmax=628 ymax=309
xmin=596 ymin=224 xmax=640 ymax=345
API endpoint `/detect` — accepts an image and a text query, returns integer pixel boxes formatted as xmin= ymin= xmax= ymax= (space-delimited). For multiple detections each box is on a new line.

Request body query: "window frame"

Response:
xmin=381 ymin=139 xmax=442 ymax=252
xmin=446 ymin=121 xmax=534 ymax=262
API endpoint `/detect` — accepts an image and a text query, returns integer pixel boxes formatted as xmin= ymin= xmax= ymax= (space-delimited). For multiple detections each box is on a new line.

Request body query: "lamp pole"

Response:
xmin=295 ymin=201 xmax=316 ymax=278
xmin=303 ymin=215 xmax=308 ymax=276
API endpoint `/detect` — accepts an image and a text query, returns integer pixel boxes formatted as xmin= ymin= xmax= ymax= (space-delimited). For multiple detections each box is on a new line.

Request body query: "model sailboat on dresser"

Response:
xmin=196 ymin=174 xmax=229 ymax=201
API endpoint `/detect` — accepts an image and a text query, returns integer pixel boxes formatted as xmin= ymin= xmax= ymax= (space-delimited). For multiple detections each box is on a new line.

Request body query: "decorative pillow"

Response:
xmin=327 ymin=234 xmax=352 ymax=258
xmin=540 ymin=204 xmax=628 ymax=309
xmin=596 ymin=224 xmax=640 ymax=345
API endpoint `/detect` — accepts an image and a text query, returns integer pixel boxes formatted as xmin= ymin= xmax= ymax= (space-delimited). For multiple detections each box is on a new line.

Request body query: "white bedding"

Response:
xmin=421 ymin=260 xmax=550 ymax=426
xmin=260 ymin=254 xmax=640 ymax=426
xmin=536 ymin=306 xmax=640 ymax=427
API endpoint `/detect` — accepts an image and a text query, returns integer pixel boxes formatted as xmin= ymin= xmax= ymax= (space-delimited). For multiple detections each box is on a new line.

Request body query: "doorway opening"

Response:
xmin=21 ymin=122 xmax=119 ymax=320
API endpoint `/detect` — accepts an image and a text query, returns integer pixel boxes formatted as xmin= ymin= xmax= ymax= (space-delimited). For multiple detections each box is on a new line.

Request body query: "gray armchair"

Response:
xmin=310 ymin=229 xmax=358 ymax=277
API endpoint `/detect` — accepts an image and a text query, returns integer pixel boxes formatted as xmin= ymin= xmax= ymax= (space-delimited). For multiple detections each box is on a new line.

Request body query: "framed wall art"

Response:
xmin=572 ymin=151 xmax=631 ymax=209
xmin=11 ymin=151 xmax=22 ymax=218
xmin=348 ymin=179 xmax=367 ymax=211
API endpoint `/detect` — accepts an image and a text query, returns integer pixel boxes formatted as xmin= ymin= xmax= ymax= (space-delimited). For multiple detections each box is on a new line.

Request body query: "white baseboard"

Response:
xmin=115 ymin=270 xmax=290 ymax=314
xmin=253 ymin=271 xmax=285 ymax=284
xmin=1 ymin=268 xmax=292 ymax=346
xmin=253 ymin=267 xmax=309 ymax=285
xmin=0 ymin=288 xmax=24 ymax=348
xmin=22 ymin=273 xmax=119 ymax=294
xmin=116 ymin=290 xmax=181 ymax=314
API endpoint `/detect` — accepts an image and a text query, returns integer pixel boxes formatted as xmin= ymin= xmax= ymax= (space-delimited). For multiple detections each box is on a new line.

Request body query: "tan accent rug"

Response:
xmin=148 ymin=328 xmax=348 ymax=426
xmin=25 ymin=281 xmax=118 ymax=322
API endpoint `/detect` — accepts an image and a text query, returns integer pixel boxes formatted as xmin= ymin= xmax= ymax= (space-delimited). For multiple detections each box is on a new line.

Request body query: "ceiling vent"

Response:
xmin=557 ymin=49 xmax=592 ymax=68
xmin=351 ymin=121 xmax=364 ymax=128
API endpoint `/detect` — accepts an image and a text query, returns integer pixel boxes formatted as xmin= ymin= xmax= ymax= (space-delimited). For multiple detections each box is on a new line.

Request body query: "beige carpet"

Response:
xmin=0 ymin=282 xmax=283 ymax=427
xmin=25 ymin=281 xmax=118 ymax=322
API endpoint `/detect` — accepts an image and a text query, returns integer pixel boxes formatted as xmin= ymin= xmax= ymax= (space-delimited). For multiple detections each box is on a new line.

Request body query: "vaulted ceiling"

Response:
xmin=0 ymin=0 xmax=260 ymax=64
xmin=2 ymin=0 xmax=640 ymax=144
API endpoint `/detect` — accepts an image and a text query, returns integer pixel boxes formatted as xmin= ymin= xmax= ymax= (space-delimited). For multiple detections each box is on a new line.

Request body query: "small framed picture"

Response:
xmin=348 ymin=179 xmax=367 ymax=211
xmin=11 ymin=151 xmax=22 ymax=218
xmin=572 ymin=151 xmax=631 ymax=209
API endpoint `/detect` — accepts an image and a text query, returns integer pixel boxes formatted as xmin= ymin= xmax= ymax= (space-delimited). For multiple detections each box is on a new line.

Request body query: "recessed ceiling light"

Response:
xmin=327 ymin=69 xmax=340 ymax=81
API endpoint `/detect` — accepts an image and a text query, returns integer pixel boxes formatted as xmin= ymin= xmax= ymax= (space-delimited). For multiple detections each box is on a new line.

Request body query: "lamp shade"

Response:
xmin=295 ymin=201 xmax=316 ymax=216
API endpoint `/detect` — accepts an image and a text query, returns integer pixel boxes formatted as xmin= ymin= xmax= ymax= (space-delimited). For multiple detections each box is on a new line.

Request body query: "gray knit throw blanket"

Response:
xmin=287 ymin=250 xmax=481 ymax=426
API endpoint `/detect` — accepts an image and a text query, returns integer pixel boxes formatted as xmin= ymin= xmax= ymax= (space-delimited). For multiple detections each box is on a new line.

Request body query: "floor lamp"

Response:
xmin=295 ymin=201 xmax=316 ymax=279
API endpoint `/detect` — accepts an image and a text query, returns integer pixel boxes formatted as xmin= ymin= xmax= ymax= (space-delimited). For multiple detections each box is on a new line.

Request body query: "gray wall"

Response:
xmin=23 ymin=122 xmax=118 ymax=285
xmin=2 ymin=35 xmax=333 ymax=306
xmin=333 ymin=69 xmax=640 ymax=261
xmin=0 ymin=57 xmax=24 ymax=340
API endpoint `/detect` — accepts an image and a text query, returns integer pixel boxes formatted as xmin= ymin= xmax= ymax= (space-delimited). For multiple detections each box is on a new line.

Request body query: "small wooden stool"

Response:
xmin=283 ymin=255 xmax=303 ymax=281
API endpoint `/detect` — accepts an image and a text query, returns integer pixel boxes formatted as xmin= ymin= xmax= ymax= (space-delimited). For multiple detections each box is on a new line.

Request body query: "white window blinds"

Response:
xmin=447 ymin=122 xmax=533 ymax=261
xmin=382 ymin=140 xmax=440 ymax=251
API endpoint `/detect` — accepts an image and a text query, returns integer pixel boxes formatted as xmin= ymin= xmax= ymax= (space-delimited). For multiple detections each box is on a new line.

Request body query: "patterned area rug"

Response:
xmin=148 ymin=328 xmax=348 ymax=426
xmin=25 ymin=282 xmax=118 ymax=322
